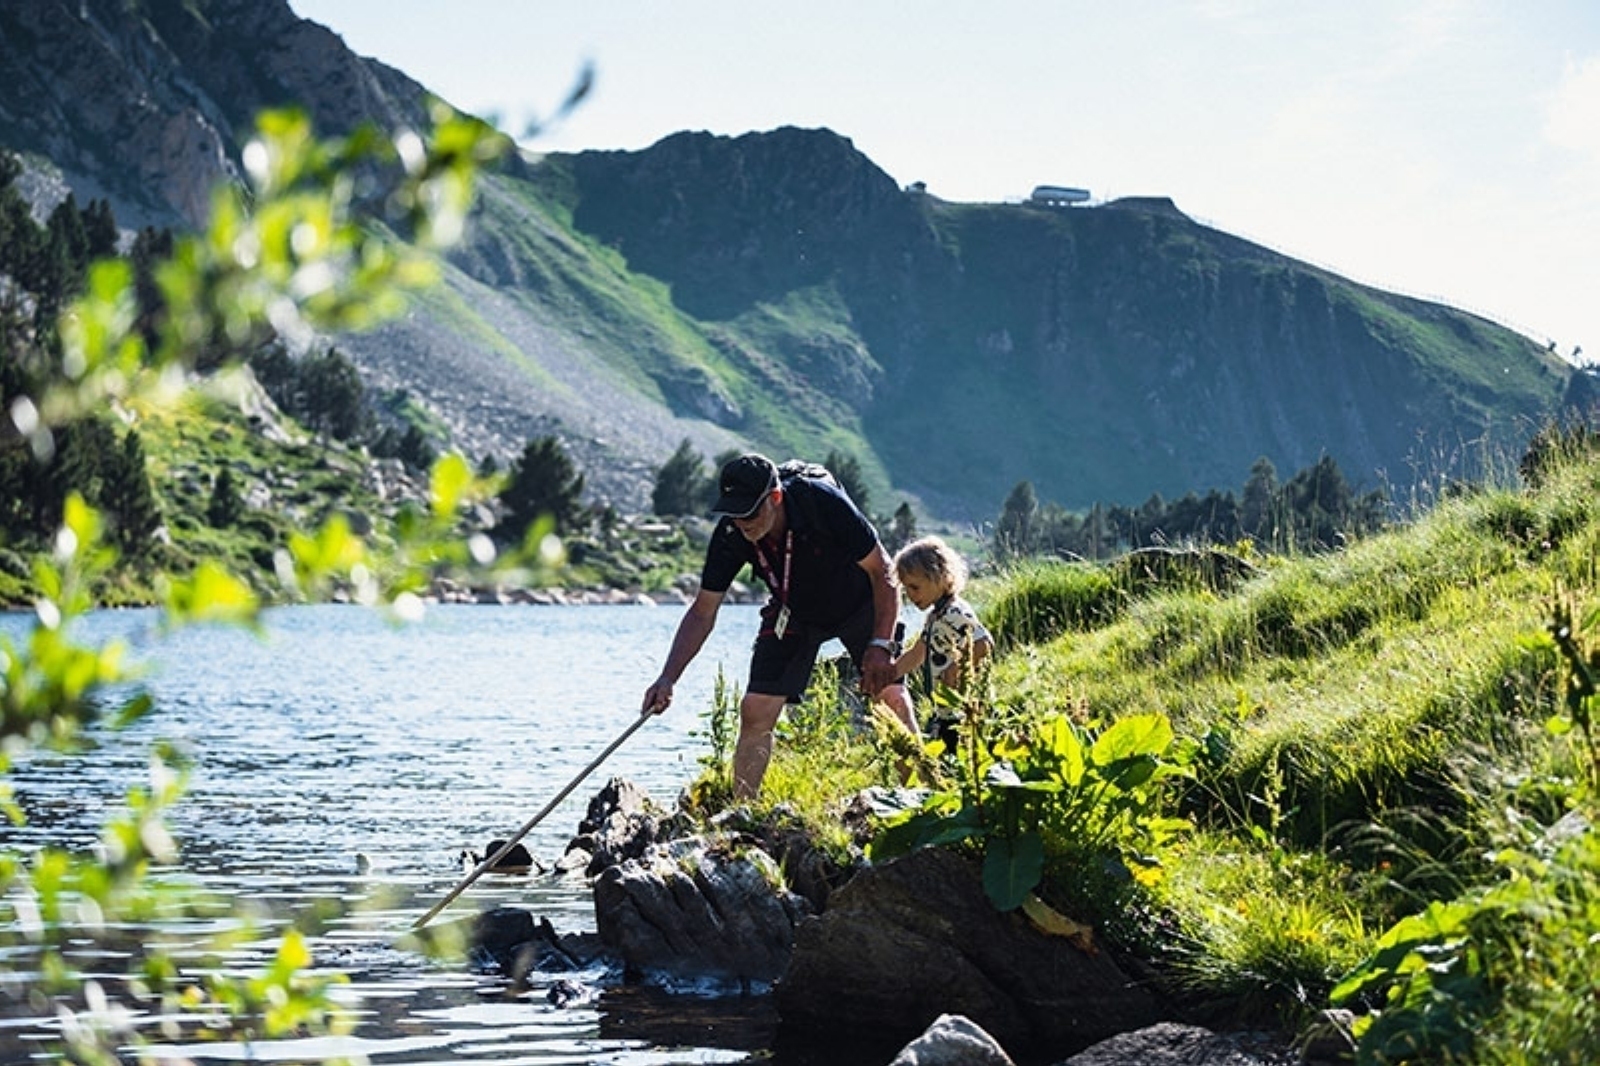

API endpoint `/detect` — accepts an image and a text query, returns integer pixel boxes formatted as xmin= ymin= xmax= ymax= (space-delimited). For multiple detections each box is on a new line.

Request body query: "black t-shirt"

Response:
xmin=700 ymin=476 xmax=878 ymax=629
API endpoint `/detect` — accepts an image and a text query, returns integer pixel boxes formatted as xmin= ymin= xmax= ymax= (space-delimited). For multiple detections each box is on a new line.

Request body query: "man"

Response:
xmin=642 ymin=453 xmax=918 ymax=798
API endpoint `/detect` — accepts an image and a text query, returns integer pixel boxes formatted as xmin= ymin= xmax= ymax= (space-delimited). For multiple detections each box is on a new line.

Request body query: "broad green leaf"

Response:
xmin=869 ymin=805 xmax=981 ymax=860
xmin=1090 ymin=713 xmax=1173 ymax=765
xmin=983 ymin=832 xmax=1045 ymax=912
xmin=1100 ymin=754 xmax=1158 ymax=791
xmin=1330 ymin=899 xmax=1475 ymax=1004
xmin=1038 ymin=714 xmax=1085 ymax=786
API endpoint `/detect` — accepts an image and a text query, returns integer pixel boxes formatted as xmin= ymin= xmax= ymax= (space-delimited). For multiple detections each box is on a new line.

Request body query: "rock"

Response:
xmin=1294 ymin=1009 xmax=1356 ymax=1064
xmin=470 ymin=906 xmax=604 ymax=986
xmin=710 ymin=802 xmax=863 ymax=911
xmin=1054 ymin=1022 xmax=1282 ymax=1066
xmin=564 ymin=776 xmax=681 ymax=877
xmin=464 ymin=839 xmax=538 ymax=873
xmin=545 ymin=977 xmax=594 ymax=1008
xmin=593 ymin=836 xmax=812 ymax=987
xmin=889 ymin=1013 xmax=1016 ymax=1066
xmin=774 ymin=847 xmax=1166 ymax=1056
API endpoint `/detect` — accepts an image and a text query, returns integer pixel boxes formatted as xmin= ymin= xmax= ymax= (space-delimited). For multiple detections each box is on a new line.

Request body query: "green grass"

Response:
xmin=740 ymin=442 xmax=1600 ymax=1058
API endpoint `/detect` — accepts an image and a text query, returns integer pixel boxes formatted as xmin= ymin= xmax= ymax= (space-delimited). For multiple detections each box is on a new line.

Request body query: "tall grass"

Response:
xmin=700 ymin=435 xmax=1600 ymax=1057
xmin=968 ymin=441 xmax=1600 ymax=1048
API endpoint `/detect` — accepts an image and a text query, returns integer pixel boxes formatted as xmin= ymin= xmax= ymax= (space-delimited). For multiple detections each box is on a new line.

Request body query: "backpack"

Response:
xmin=776 ymin=459 xmax=838 ymax=490
xmin=776 ymin=459 xmax=842 ymax=536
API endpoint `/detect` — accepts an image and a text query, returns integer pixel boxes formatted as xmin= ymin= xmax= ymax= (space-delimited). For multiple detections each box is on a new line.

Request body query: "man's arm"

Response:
xmin=857 ymin=542 xmax=901 ymax=695
xmin=642 ymin=587 xmax=724 ymax=714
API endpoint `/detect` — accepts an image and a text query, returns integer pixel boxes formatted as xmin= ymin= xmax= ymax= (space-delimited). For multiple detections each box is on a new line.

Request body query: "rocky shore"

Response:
xmin=464 ymin=777 xmax=1332 ymax=1066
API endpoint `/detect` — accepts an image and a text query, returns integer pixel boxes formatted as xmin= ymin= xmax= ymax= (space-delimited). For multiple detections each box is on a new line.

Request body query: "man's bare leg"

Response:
xmin=734 ymin=692 xmax=787 ymax=799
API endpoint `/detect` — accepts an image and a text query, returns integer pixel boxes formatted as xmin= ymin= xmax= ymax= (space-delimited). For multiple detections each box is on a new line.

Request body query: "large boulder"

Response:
xmin=593 ymin=835 xmax=812 ymax=987
xmin=774 ymin=847 xmax=1167 ymax=1056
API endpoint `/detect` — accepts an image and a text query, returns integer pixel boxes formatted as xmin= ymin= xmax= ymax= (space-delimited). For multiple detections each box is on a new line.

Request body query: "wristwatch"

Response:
xmin=868 ymin=637 xmax=897 ymax=655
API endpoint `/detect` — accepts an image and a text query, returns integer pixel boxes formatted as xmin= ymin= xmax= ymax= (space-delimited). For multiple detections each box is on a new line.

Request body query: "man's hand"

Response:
xmin=861 ymin=645 xmax=895 ymax=696
xmin=642 ymin=678 xmax=673 ymax=716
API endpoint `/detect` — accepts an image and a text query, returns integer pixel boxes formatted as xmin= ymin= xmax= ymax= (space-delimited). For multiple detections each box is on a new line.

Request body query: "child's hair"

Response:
xmin=893 ymin=535 xmax=968 ymax=596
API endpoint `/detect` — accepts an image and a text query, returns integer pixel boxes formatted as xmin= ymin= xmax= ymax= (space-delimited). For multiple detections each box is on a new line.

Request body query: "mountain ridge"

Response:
xmin=0 ymin=0 xmax=1580 ymax=523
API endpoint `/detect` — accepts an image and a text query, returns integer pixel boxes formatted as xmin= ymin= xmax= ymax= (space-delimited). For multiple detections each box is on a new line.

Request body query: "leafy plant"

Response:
xmin=687 ymin=665 xmax=739 ymax=808
xmin=871 ymin=710 xmax=1193 ymax=911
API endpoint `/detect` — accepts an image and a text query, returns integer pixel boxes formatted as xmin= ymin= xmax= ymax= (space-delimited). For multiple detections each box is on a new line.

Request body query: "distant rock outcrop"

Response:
xmin=0 ymin=0 xmax=429 ymax=229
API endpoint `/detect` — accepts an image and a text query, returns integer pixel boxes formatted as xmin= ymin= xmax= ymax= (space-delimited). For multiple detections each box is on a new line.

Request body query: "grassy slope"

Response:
xmin=745 ymin=443 xmax=1600 ymax=1055
xmin=126 ymin=386 xmax=395 ymax=599
xmin=490 ymin=160 xmax=887 ymax=495
xmin=980 ymin=446 xmax=1599 ymax=1043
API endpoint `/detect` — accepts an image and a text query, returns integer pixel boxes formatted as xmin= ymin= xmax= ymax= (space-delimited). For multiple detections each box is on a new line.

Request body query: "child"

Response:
xmin=890 ymin=536 xmax=993 ymax=748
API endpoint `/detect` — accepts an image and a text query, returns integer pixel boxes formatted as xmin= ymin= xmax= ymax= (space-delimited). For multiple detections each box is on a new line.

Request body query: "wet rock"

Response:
xmin=775 ymin=847 xmax=1166 ymax=1056
xmin=463 ymin=839 xmax=539 ymax=873
xmin=470 ymin=906 xmax=604 ymax=985
xmin=545 ymin=977 xmax=594 ymax=1008
xmin=593 ymin=835 xmax=812 ymax=987
xmin=889 ymin=1013 xmax=1016 ymax=1066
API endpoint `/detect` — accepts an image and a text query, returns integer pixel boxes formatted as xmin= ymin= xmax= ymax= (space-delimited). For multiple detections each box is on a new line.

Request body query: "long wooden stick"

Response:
xmin=412 ymin=710 xmax=654 ymax=929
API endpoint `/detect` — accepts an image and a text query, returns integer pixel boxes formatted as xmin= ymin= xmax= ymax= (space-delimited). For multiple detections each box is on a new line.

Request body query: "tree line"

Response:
xmin=993 ymin=453 xmax=1389 ymax=562
xmin=0 ymin=157 xmax=163 ymax=557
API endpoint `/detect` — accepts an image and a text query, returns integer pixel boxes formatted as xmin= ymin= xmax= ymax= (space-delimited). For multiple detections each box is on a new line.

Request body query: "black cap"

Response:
xmin=711 ymin=454 xmax=778 ymax=518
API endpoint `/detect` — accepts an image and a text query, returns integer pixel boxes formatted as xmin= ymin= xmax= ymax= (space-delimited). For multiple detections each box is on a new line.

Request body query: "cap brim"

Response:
xmin=711 ymin=493 xmax=764 ymax=518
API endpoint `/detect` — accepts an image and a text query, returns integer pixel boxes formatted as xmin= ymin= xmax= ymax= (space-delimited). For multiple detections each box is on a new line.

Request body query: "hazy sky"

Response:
xmin=289 ymin=1 xmax=1598 ymax=361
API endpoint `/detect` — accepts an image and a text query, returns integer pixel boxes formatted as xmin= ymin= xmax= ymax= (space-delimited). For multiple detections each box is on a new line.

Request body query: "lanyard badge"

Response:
xmin=757 ymin=531 xmax=795 ymax=640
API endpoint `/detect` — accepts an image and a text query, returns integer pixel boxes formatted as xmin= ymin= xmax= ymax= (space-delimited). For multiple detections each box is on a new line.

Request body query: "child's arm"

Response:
xmin=970 ymin=633 xmax=993 ymax=674
xmin=890 ymin=637 xmax=927 ymax=681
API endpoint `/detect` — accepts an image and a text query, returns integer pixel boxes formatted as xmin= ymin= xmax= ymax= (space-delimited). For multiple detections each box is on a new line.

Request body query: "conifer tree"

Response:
xmin=885 ymin=501 xmax=917 ymax=554
xmin=207 ymin=467 xmax=244 ymax=529
xmin=995 ymin=480 xmax=1039 ymax=560
xmin=651 ymin=438 xmax=707 ymax=517
xmin=81 ymin=198 xmax=119 ymax=261
xmin=823 ymin=449 xmax=869 ymax=515
xmin=299 ymin=347 xmax=369 ymax=442
xmin=397 ymin=424 xmax=436 ymax=473
xmin=104 ymin=428 xmax=162 ymax=552
xmin=499 ymin=435 xmax=585 ymax=538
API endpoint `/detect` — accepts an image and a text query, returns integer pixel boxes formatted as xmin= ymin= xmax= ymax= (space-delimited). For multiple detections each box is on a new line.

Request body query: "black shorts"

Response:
xmin=748 ymin=598 xmax=876 ymax=701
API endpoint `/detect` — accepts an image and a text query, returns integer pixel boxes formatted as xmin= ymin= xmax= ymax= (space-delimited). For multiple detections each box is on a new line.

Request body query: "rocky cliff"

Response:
xmin=0 ymin=0 xmax=1579 ymax=521
xmin=540 ymin=131 xmax=1570 ymax=515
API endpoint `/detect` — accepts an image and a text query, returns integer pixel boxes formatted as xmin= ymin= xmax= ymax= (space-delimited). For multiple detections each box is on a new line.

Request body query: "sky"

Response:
xmin=288 ymin=1 xmax=1599 ymax=362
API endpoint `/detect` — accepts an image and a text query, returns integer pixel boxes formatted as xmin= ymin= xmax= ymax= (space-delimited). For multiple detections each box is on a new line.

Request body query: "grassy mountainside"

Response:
xmin=529 ymin=131 xmax=1571 ymax=519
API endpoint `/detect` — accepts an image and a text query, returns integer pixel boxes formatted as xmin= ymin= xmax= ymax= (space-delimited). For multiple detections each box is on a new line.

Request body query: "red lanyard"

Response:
xmin=754 ymin=530 xmax=793 ymax=607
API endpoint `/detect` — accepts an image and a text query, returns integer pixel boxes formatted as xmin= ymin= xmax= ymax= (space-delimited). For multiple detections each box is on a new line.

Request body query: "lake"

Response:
xmin=0 ymin=602 xmax=866 ymax=1065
